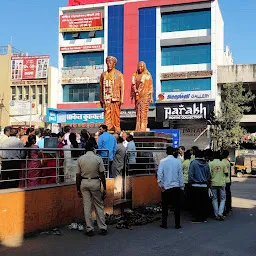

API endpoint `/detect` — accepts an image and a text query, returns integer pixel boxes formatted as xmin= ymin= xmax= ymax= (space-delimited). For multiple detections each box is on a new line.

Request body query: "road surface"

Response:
xmin=1 ymin=177 xmax=256 ymax=256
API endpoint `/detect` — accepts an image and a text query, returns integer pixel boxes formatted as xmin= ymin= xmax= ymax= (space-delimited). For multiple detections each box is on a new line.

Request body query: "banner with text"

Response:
xmin=47 ymin=108 xmax=104 ymax=124
xmin=156 ymin=102 xmax=215 ymax=121
xmin=60 ymin=12 xmax=103 ymax=32
xmin=9 ymin=100 xmax=37 ymax=116
xmin=158 ymin=91 xmax=212 ymax=101
xmin=62 ymin=65 xmax=104 ymax=84
xmin=11 ymin=56 xmax=50 ymax=80
xmin=60 ymin=44 xmax=103 ymax=53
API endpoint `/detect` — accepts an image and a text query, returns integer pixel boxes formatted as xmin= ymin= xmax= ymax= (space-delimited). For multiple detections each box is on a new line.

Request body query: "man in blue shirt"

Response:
xmin=37 ymin=129 xmax=52 ymax=148
xmin=126 ymin=134 xmax=136 ymax=164
xmin=98 ymin=125 xmax=116 ymax=178
xmin=157 ymin=147 xmax=184 ymax=229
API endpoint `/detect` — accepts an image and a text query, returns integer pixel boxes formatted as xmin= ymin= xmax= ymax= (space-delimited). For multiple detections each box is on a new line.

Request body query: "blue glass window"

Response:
xmin=63 ymin=51 xmax=104 ymax=67
xmin=63 ymin=30 xmax=104 ymax=40
xmin=161 ymin=78 xmax=211 ymax=92
xmin=162 ymin=9 xmax=211 ymax=32
xmin=108 ymin=5 xmax=124 ymax=72
xmin=161 ymin=44 xmax=211 ymax=66
xmin=63 ymin=84 xmax=99 ymax=102
xmin=139 ymin=7 xmax=156 ymax=101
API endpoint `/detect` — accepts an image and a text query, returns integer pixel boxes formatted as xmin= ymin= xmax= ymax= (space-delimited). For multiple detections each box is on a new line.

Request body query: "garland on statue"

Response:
xmin=132 ymin=70 xmax=151 ymax=101
xmin=103 ymin=69 xmax=115 ymax=104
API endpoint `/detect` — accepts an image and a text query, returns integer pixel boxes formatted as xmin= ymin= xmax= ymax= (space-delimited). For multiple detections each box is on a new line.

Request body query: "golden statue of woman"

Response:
xmin=131 ymin=62 xmax=154 ymax=132
xmin=100 ymin=56 xmax=124 ymax=133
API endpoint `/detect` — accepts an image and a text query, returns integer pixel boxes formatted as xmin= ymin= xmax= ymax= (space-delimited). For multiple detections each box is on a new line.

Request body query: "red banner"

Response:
xmin=68 ymin=0 xmax=118 ymax=5
xmin=11 ymin=56 xmax=50 ymax=80
xmin=60 ymin=44 xmax=102 ymax=52
xmin=60 ymin=12 xmax=103 ymax=32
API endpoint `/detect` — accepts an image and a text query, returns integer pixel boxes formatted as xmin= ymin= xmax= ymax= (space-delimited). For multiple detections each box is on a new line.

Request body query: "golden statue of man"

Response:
xmin=131 ymin=61 xmax=153 ymax=132
xmin=100 ymin=56 xmax=124 ymax=133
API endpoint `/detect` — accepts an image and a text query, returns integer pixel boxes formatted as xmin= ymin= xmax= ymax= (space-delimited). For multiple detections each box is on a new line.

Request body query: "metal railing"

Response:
xmin=0 ymin=148 xmax=109 ymax=190
xmin=0 ymin=148 xmax=167 ymax=191
xmin=125 ymin=150 xmax=166 ymax=176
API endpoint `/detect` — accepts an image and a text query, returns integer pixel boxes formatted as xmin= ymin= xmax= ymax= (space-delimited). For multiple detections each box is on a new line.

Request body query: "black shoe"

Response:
xmin=175 ymin=225 xmax=181 ymax=229
xmin=218 ymin=215 xmax=225 ymax=221
xmin=86 ymin=230 xmax=94 ymax=237
xmin=160 ymin=224 xmax=168 ymax=229
xmin=100 ymin=229 xmax=108 ymax=235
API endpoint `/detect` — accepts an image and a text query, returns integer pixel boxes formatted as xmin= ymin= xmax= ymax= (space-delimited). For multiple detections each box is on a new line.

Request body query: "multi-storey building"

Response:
xmin=53 ymin=0 xmax=232 ymax=148
xmin=0 ymin=45 xmax=58 ymax=131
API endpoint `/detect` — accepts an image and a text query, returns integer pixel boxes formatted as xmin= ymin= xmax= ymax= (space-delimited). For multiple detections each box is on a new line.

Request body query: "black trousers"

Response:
xmin=109 ymin=161 xmax=113 ymax=178
xmin=162 ymin=187 xmax=181 ymax=227
xmin=225 ymin=183 xmax=232 ymax=213
xmin=191 ymin=186 xmax=209 ymax=221
xmin=0 ymin=159 xmax=20 ymax=189
xmin=184 ymin=184 xmax=191 ymax=211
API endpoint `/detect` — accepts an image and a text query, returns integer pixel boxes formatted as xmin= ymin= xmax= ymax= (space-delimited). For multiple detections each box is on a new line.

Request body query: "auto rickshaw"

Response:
xmin=235 ymin=154 xmax=256 ymax=177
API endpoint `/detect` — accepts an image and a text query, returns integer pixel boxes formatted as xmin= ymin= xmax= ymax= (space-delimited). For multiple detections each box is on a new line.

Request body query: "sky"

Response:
xmin=0 ymin=0 xmax=255 ymax=67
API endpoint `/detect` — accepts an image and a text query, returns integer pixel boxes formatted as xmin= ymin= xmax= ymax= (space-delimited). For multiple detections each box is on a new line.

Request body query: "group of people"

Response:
xmin=0 ymin=124 xmax=136 ymax=190
xmin=158 ymin=146 xmax=232 ymax=229
xmin=0 ymin=125 xmax=233 ymax=236
xmin=0 ymin=125 xmax=92 ymax=189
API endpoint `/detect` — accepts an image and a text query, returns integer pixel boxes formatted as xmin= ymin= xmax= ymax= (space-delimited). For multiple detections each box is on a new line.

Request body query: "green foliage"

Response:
xmin=211 ymin=83 xmax=255 ymax=149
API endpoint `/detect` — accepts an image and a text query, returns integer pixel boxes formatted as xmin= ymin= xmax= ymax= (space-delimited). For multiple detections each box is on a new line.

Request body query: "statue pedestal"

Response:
xmin=127 ymin=132 xmax=172 ymax=176
xmin=133 ymin=131 xmax=172 ymax=150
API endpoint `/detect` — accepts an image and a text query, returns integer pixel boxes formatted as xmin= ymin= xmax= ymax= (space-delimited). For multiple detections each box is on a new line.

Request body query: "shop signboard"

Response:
xmin=68 ymin=0 xmax=117 ymax=5
xmin=156 ymin=101 xmax=215 ymax=121
xmin=47 ymin=108 xmax=104 ymax=124
xmin=61 ymin=65 xmax=104 ymax=84
xmin=120 ymin=108 xmax=155 ymax=118
xmin=157 ymin=91 xmax=212 ymax=102
xmin=60 ymin=12 xmax=103 ymax=32
xmin=60 ymin=44 xmax=103 ymax=53
xmin=9 ymin=100 xmax=37 ymax=116
xmin=160 ymin=71 xmax=212 ymax=80
xmin=152 ymin=129 xmax=180 ymax=148
xmin=11 ymin=80 xmax=47 ymax=85
xmin=11 ymin=56 xmax=50 ymax=80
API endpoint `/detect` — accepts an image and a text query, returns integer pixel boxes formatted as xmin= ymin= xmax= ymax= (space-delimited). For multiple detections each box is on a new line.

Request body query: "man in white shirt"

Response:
xmin=121 ymin=131 xmax=128 ymax=148
xmin=0 ymin=127 xmax=11 ymax=176
xmin=178 ymin=146 xmax=185 ymax=162
xmin=157 ymin=147 xmax=184 ymax=229
xmin=0 ymin=126 xmax=11 ymax=145
xmin=0 ymin=128 xmax=25 ymax=189
xmin=63 ymin=126 xmax=71 ymax=146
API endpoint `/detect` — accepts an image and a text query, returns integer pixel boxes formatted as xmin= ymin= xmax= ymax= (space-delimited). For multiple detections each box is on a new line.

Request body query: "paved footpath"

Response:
xmin=1 ymin=177 xmax=256 ymax=256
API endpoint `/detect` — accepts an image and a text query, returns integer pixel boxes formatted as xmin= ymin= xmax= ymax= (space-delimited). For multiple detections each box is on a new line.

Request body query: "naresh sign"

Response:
xmin=68 ymin=0 xmax=118 ymax=6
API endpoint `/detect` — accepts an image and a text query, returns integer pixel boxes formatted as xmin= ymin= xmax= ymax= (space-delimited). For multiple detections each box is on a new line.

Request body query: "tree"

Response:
xmin=211 ymin=83 xmax=255 ymax=150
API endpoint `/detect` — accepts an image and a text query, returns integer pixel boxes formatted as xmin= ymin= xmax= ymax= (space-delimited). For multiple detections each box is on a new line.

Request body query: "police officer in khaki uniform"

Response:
xmin=76 ymin=140 xmax=107 ymax=236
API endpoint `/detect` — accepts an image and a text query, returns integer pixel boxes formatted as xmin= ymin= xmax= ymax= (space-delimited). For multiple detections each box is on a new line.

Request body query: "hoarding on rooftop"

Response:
xmin=11 ymin=56 xmax=50 ymax=80
xmin=60 ymin=12 xmax=103 ymax=32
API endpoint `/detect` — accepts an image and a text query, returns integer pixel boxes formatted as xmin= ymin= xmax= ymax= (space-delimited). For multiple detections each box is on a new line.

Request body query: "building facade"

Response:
xmin=55 ymin=0 xmax=230 ymax=148
xmin=0 ymin=45 xmax=58 ymax=132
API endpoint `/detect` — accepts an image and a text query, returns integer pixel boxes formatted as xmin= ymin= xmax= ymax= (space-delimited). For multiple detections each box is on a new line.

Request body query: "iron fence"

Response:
xmin=0 ymin=148 xmax=109 ymax=190
xmin=125 ymin=150 xmax=166 ymax=176
xmin=0 ymin=148 xmax=167 ymax=190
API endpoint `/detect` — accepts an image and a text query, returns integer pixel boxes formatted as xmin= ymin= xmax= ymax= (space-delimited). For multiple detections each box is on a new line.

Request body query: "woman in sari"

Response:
xmin=25 ymin=135 xmax=42 ymax=187
xmin=21 ymin=128 xmax=35 ymax=146
xmin=131 ymin=62 xmax=154 ymax=132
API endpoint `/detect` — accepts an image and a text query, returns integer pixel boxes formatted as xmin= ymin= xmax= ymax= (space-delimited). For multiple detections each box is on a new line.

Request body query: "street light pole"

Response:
xmin=29 ymin=97 xmax=32 ymax=127
xmin=0 ymin=94 xmax=4 ymax=133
